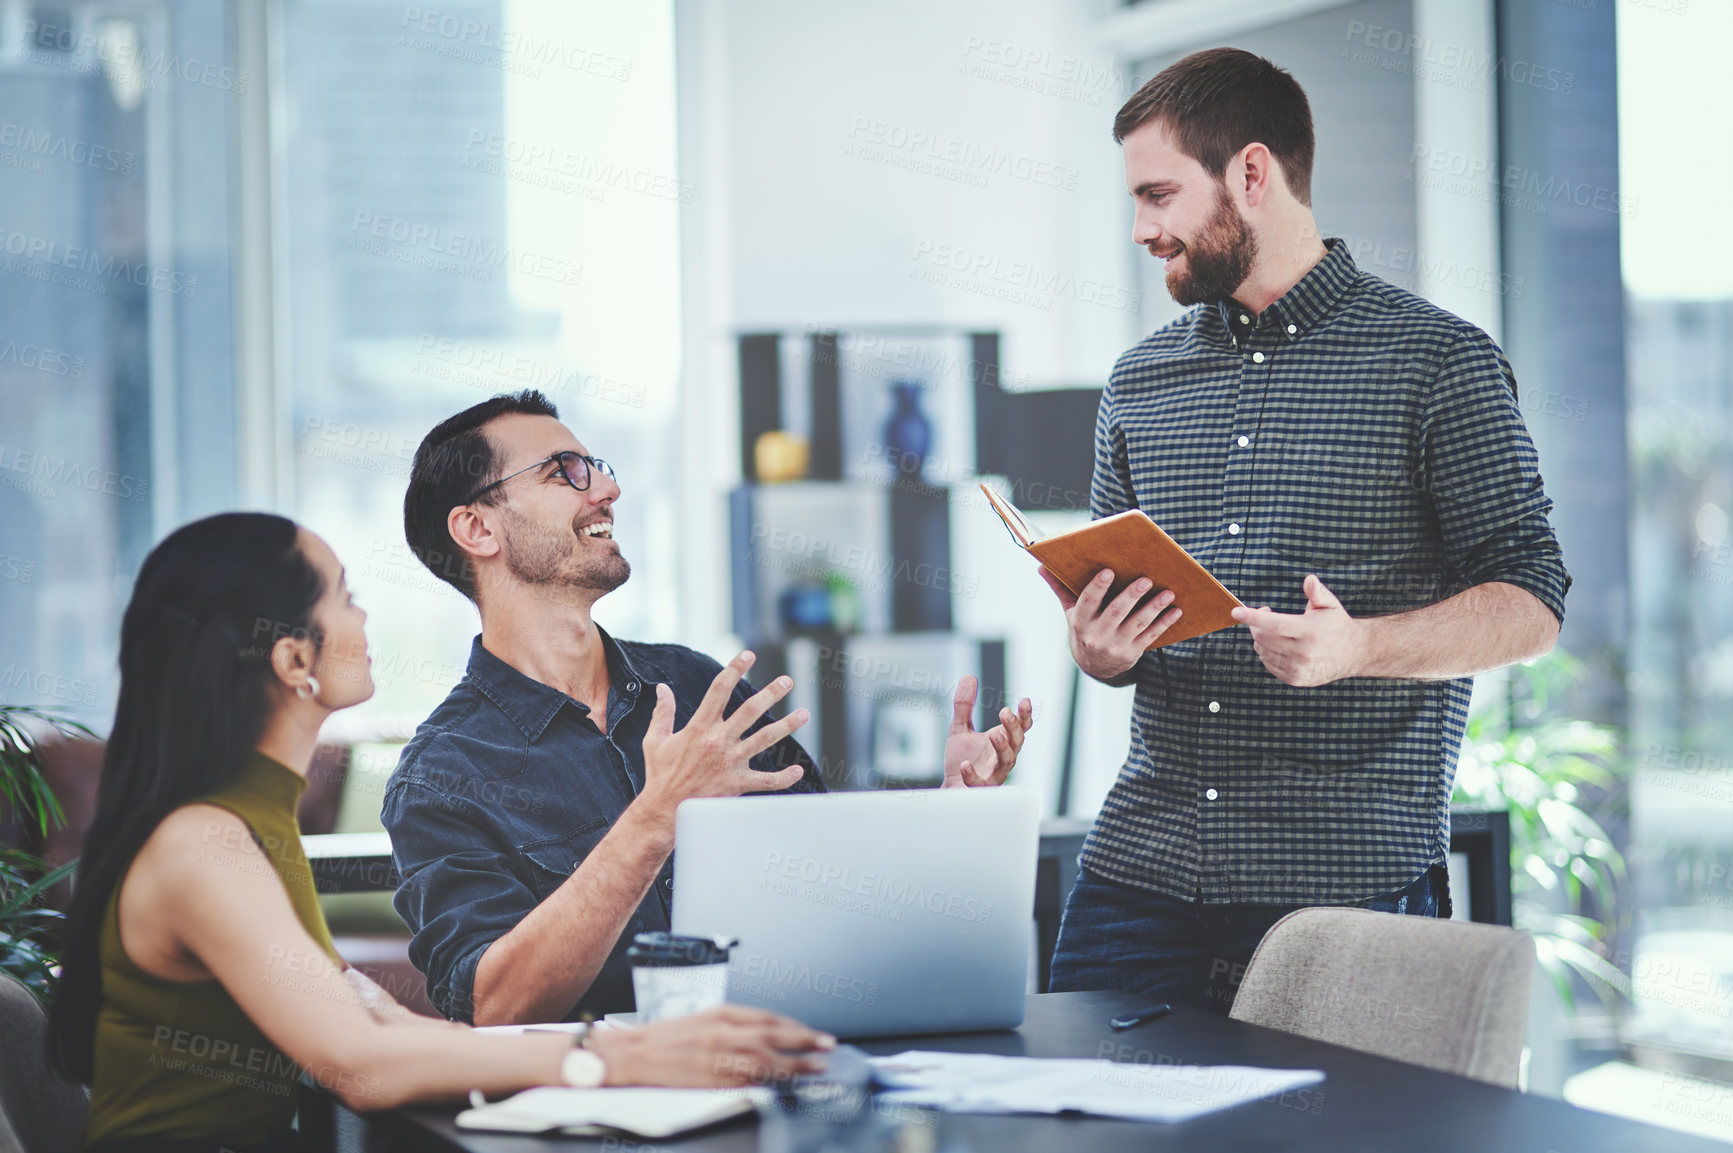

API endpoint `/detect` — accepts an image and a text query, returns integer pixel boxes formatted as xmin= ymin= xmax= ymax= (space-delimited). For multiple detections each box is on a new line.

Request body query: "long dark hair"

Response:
xmin=47 ymin=512 xmax=325 ymax=1083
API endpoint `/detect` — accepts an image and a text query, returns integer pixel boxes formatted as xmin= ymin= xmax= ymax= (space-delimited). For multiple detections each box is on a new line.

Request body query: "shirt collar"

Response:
xmin=463 ymin=627 xmax=648 ymax=742
xmin=1214 ymin=237 xmax=1359 ymax=345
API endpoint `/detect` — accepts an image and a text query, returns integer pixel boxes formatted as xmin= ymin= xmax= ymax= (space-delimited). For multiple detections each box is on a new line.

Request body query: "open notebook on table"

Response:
xmin=981 ymin=483 xmax=1242 ymax=649
xmin=456 ymin=1086 xmax=772 ymax=1138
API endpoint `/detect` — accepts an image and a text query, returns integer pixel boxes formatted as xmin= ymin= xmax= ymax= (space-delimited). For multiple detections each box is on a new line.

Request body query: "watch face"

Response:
xmin=561 ymin=1047 xmax=606 ymax=1089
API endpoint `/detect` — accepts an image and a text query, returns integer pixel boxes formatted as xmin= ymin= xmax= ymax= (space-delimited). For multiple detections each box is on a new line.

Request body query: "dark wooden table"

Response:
xmin=325 ymin=990 xmax=1725 ymax=1153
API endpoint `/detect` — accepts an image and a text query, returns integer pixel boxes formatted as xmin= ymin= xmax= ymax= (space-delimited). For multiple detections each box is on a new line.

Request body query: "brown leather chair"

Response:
xmin=19 ymin=731 xmax=436 ymax=1018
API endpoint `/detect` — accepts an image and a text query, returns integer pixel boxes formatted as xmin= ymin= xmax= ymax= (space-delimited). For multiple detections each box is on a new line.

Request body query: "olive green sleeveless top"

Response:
xmin=83 ymin=752 xmax=340 ymax=1148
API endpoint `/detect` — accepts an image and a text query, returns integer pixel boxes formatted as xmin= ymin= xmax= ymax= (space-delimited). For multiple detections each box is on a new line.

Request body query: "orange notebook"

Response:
xmin=981 ymin=483 xmax=1243 ymax=649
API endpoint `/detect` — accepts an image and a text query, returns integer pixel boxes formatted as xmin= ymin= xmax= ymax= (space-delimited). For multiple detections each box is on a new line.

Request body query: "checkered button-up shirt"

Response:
xmin=1081 ymin=238 xmax=1569 ymax=906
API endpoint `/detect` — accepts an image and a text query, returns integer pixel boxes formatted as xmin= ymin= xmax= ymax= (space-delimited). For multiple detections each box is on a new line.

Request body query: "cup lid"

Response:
xmin=626 ymin=932 xmax=738 ymax=967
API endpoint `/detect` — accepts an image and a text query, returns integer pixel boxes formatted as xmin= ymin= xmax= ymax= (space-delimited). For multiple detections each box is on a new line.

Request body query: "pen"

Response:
xmin=1108 ymin=1004 xmax=1173 ymax=1031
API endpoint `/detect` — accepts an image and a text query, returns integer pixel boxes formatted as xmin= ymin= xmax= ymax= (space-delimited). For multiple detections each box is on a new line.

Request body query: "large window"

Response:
xmin=1617 ymin=0 xmax=1733 ymax=1086
xmin=0 ymin=0 xmax=242 ymax=727
xmin=277 ymin=0 xmax=683 ymax=735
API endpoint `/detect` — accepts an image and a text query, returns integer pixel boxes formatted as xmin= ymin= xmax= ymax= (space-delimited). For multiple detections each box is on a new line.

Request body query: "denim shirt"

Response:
xmin=381 ymin=631 xmax=823 ymax=1022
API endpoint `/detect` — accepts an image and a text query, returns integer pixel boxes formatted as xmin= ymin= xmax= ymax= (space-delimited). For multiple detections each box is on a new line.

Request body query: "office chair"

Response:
xmin=0 ymin=974 xmax=88 ymax=1153
xmin=1230 ymin=906 xmax=1535 ymax=1088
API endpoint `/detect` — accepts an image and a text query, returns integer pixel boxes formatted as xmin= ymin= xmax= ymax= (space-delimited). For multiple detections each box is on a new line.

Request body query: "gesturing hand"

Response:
xmin=1230 ymin=574 xmax=1366 ymax=687
xmin=941 ymin=675 xmax=1033 ymax=788
xmin=640 ymin=652 xmax=809 ymax=819
xmin=1039 ymin=566 xmax=1182 ymax=681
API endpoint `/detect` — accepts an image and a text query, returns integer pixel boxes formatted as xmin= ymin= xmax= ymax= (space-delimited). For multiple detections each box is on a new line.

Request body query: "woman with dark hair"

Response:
xmin=48 ymin=513 xmax=831 ymax=1152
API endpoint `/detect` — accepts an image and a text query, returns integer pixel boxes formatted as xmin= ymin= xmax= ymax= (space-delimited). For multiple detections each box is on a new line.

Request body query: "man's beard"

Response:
xmin=1161 ymin=184 xmax=1258 ymax=307
xmin=501 ymin=508 xmax=631 ymax=595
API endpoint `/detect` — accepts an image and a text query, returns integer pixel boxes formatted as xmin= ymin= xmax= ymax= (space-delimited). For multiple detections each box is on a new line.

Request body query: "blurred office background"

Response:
xmin=1 ymin=0 xmax=1728 ymax=1137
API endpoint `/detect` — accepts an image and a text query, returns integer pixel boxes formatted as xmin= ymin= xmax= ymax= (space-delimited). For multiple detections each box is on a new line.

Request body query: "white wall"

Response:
xmin=674 ymin=0 xmax=1142 ymax=813
xmin=683 ymin=0 xmax=1136 ymax=378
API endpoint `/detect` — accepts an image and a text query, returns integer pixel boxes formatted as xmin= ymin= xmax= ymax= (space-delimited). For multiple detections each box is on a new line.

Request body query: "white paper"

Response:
xmin=871 ymin=1051 xmax=1325 ymax=1124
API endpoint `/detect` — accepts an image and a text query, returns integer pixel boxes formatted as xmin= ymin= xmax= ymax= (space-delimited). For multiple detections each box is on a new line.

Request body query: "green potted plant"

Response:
xmin=1452 ymin=652 xmax=1631 ymax=1010
xmin=0 ymin=705 xmax=89 ymax=1003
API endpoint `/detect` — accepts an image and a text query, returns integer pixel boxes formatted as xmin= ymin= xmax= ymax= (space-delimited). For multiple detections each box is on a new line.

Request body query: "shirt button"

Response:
xmin=1206 ymin=788 xmax=1219 ymax=801
xmin=665 ymin=877 xmax=674 ymax=889
xmin=628 ymin=681 xmax=639 ymax=691
xmin=1236 ymin=435 xmax=1249 ymax=448
xmin=1227 ymin=523 xmax=1241 ymax=535
xmin=1252 ymin=351 xmax=1266 ymax=363
xmin=1208 ymin=701 xmax=1221 ymax=713
xmin=1238 ymin=313 xmax=1250 ymax=324
xmin=1287 ymin=324 xmax=1298 ymax=335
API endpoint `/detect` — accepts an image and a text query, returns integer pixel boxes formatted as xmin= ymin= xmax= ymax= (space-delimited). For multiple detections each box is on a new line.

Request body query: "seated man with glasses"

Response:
xmin=383 ymin=390 xmax=1035 ymax=1025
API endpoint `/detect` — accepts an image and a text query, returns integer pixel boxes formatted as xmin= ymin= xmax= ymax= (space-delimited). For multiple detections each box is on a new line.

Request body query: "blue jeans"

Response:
xmin=1049 ymin=865 xmax=1450 ymax=1013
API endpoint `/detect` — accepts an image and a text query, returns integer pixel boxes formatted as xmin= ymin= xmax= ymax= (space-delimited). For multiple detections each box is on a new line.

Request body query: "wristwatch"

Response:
xmin=560 ymin=1023 xmax=606 ymax=1089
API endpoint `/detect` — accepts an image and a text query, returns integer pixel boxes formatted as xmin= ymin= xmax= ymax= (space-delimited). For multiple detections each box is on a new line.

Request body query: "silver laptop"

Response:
xmin=671 ymin=787 xmax=1040 ymax=1039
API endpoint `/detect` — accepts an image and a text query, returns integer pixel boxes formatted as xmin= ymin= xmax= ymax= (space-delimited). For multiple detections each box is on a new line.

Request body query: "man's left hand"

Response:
xmin=1230 ymin=574 xmax=1366 ymax=687
xmin=941 ymin=676 xmax=1033 ymax=788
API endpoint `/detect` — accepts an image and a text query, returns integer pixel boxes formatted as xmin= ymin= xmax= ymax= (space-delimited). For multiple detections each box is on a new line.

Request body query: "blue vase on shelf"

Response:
xmin=883 ymin=380 xmax=932 ymax=481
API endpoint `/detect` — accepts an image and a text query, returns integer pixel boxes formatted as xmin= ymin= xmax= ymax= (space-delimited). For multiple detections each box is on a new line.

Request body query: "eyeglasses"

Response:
xmin=464 ymin=451 xmax=615 ymax=504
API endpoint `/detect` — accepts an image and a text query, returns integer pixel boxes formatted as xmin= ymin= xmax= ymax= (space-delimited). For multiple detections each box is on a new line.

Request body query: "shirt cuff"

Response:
xmin=432 ymin=938 xmax=493 ymax=1024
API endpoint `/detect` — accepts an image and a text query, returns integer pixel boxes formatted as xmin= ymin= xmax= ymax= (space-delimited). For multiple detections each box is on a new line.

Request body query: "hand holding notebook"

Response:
xmin=981 ymin=484 xmax=1243 ymax=654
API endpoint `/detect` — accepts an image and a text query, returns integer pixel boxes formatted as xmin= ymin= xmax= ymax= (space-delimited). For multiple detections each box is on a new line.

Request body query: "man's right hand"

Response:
xmin=639 ymin=652 xmax=809 ymax=820
xmin=1038 ymin=566 xmax=1182 ymax=681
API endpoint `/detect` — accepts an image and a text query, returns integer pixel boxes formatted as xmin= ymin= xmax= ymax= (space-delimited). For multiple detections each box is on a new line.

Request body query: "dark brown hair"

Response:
xmin=1113 ymin=47 xmax=1315 ymax=205
xmin=403 ymin=389 xmax=559 ymax=602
